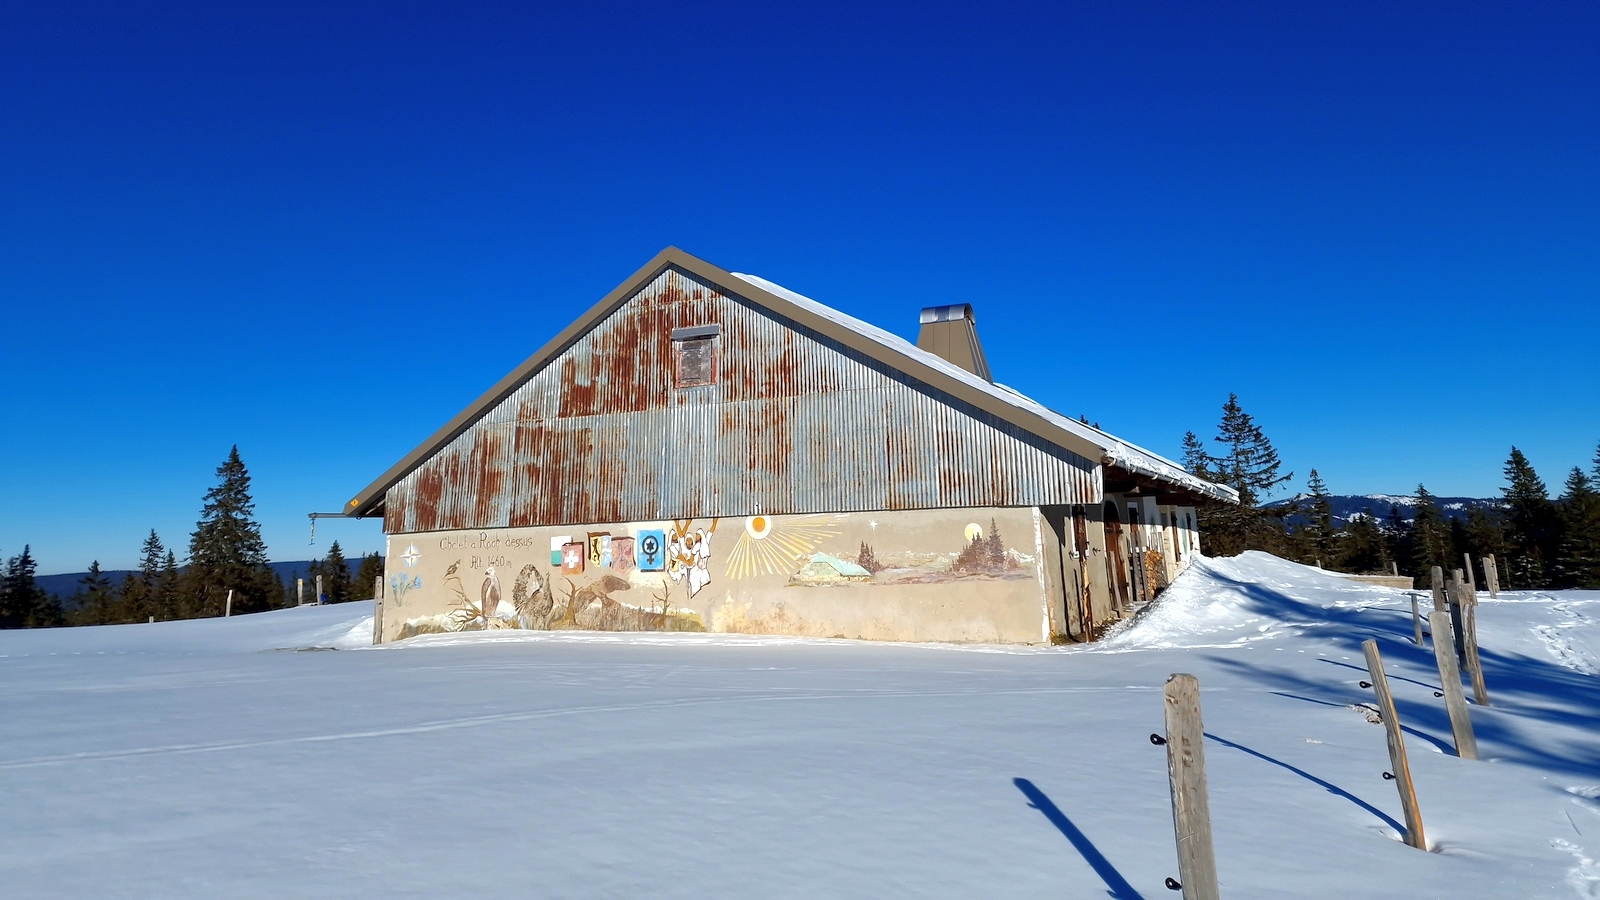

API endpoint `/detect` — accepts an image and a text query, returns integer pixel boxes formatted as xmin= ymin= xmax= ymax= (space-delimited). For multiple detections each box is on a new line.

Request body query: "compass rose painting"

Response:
xmin=723 ymin=514 xmax=847 ymax=580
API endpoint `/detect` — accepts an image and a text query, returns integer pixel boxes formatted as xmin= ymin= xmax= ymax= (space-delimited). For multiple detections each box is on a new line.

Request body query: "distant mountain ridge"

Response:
xmin=1264 ymin=494 xmax=1502 ymax=527
xmin=37 ymin=558 xmax=378 ymax=606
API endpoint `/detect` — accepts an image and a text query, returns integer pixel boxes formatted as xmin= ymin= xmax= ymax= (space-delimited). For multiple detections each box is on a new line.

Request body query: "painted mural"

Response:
xmin=382 ymin=507 xmax=1049 ymax=644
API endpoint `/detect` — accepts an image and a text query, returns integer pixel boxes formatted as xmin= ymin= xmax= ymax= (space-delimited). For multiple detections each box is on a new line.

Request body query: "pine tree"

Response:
xmin=120 ymin=530 xmax=166 ymax=622
xmin=1186 ymin=394 xmax=1292 ymax=556
xmin=352 ymin=553 xmax=385 ymax=599
xmin=1502 ymin=447 xmax=1558 ymax=588
xmin=154 ymin=551 xmax=182 ymax=621
xmin=319 ymin=541 xmax=351 ymax=603
xmin=1181 ymin=431 xmax=1212 ymax=479
xmin=1382 ymin=505 xmax=1415 ymax=580
xmin=1554 ymin=468 xmax=1600 ymax=589
xmin=1340 ymin=509 xmax=1389 ymax=573
xmin=188 ymin=446 xmax=277 ymax=616
xmin=1 ymin=546 xmax=62 ymax=628
xmin=72 ymin=561 xmax=120 ymax=625
xmin=1463 ymin=506 xmax=1508 ymax=569
xmin=1410 ymin=486 xmax=1452 ymax=577
xmin=1301 ymin=470 xmax=1334 ymax=565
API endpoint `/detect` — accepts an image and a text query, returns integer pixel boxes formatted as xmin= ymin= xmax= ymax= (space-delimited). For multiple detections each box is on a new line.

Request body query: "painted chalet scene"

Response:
xmin=345 ymin=248 xmax=1238 ymax=645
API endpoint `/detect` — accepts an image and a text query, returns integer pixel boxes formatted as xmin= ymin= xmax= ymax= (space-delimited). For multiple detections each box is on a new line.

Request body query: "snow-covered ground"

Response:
xmin=2 ymin=552 xmax=1597 ymax=898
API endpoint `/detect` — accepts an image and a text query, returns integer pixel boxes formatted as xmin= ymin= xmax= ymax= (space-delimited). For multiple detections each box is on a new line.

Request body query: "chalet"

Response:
xmin=344 ymin=248 xmax=1236 ymax=644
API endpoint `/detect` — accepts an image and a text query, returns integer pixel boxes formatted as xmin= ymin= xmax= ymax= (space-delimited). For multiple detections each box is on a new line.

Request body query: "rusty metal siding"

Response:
xmin=385 ymin=267 xmax=1099 ymax=534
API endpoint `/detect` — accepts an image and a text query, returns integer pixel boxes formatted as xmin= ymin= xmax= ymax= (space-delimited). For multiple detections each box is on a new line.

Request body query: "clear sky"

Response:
xmin=3 ymin=1 xmax=1597 ymax=574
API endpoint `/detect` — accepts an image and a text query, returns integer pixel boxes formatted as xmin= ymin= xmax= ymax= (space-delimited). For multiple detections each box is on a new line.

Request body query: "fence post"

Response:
xmin=1462 ymin=553 xmax=1476 ymax=592
xmin=1391 ymin=561 xmax=1400 ymax=577
xmin=297 ymin=578 xmax=304 ymax=606
xmin=1361 ymin=640 xmax=1426 ymax=849
xmin=316 ymin=574 xmax=324 ymax=605
xmin=1430 ymin=566 xmax=1446 ymax=612
xmin=1163 ymin=674 xmax=1220 ymax=900
xmin=225 ymin=588 xmax=233 ymax=618
xmin=1427 ymin=610 xmax=1478 ymax=759
xmin=1485 ymin=555 xmax=1500 ymax=597
xmin=1410 ymin=594 xmax=1424 ymax=646
xmin=1462 ymin=582 xmax=1489 ymax=707
xmin=372 ymin=575 xmax=384 ymax=645
xmin=1448 ymin=571 xmax=1468 ymax=667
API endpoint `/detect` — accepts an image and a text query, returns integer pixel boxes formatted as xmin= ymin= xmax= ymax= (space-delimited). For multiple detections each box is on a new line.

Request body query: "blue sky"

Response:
xmin=3 ymin=1 xmax=1597 ymax=574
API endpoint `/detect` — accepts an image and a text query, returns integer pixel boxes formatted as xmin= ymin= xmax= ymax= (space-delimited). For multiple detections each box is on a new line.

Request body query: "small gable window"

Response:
xmin=671 ymin=324 xmax=721 ymax=388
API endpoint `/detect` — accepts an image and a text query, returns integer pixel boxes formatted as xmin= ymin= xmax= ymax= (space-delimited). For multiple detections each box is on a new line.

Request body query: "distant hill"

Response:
xmin=37 ymin=558 xmax=380 ymax=607
xmin=1264 ymin=494 xmax=1501 ymax=528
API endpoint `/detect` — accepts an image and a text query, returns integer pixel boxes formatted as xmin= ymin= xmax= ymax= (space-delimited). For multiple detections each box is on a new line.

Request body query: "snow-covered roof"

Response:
xmin=732 ymin=272 xmax=1238 ymax=505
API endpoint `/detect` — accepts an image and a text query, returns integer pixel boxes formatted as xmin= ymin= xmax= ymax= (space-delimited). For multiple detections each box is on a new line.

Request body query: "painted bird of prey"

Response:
xmin=480 ymin=566 xmax=502 ymax=623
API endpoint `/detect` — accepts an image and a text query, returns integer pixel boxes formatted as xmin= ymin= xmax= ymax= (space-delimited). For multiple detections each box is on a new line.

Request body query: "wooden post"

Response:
xmin=1462 ymin=553 xmax=1476 ymax=592
xmin=297 ymin=578 xmax=304 ymax=606
xmin=316 ymin=574 xmax=324 ymax=605
xmin=1428 ymin=610 xmax=1478 ymax=759
xmin=1448 ymin=571 xmax=1468 ymax=667
xmin=1462 ymin=583 xmax=1489 ymax=707
xmin=1410 ymin=594 xmax=1424 ymax=646
xmin=225 ymin=588 xmax=233 ymax=618
xmin=1391 ymin=561 xmax=1400 ymax=577
xmin=1361 ymin=640 xmax=1426 ymax=849
xmin=1429 ymin=566 xmax=1446 ymax=612
xmin=372 ymin=575 xmax=384 ymax=646
xmin=1485 ymin=555 xmax=1500 ymax=598
xmin=1163 ymin=674 xmax=1220 ymax=900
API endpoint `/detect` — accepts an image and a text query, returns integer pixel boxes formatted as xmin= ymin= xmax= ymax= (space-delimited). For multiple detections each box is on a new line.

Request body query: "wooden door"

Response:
xmin=1103 ymin=501 xmax=1130 ymax=610
xmin=1071 ymin=505 xmax=1093 ymax=637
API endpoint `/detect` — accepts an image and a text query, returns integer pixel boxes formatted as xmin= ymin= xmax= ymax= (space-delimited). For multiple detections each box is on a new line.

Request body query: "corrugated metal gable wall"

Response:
xmin=385 ymin=267 xmax=1099 ymax=533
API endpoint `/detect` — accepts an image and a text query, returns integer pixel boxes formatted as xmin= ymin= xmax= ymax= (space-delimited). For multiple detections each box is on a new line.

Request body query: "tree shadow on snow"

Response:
xmin=1013 ymin=778 xmax=1147 ymax=899
xmin=1197 ymin=566 xmax=1600 ymax=780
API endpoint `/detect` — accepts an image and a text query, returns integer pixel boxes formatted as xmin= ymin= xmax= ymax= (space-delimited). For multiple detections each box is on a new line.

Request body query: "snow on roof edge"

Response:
xmin=729 ymin=272 xmax=1238 ymax=505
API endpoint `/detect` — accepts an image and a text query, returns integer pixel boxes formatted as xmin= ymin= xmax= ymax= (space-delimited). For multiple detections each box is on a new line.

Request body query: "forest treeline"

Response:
xmin=1183 ymin=394 xmax=1600 ymax=590
xmin=0 ymin=447 xmax=380 ymax=629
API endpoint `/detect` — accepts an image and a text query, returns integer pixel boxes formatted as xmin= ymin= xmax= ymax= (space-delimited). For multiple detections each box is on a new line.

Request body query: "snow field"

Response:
xmin=0 ymin=552 xmax=1597 ymax=897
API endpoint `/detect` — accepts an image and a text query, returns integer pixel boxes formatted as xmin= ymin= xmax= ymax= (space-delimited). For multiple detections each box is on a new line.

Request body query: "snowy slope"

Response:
xmin=1 ymin=554 xmax=1596 ymax=898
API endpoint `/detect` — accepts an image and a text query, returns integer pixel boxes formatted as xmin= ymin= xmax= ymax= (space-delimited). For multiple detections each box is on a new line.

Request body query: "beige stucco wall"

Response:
xmin=379 ymin=507 xmax=1051 ymax=645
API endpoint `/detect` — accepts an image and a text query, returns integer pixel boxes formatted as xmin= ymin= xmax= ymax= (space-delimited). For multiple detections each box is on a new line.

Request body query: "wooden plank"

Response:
xmin=1362 ymin=639 xmax=1427 ymax=849
xmin=1448 ymin=572 xmax=1468 ymax=666
xmin=1164 ymin=674 xmax=1220 ymax=900
xmin=1485 ymin=554 xmax=1500 ymax=597
xmin=1463 ymin=553 xmax=1477 ymax=591
xmin=1411 ymin=594 xmax=1424 ymax=646
xmin=1428 ymin=610 xmax=1478 ymax=759
xmin=1430 ymin=566 xmax=1446 ymax=612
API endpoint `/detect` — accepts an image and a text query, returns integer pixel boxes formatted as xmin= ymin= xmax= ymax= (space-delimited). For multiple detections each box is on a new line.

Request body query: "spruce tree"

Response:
xmin=73 ymin=561 xmax=119 ymax=625
xmin=352 ymin=553 xmax=385 ymax=600
xmin=1463 ymin=506 xmax=1508 ymax=569
xmin=0 ymin=546 xmax=62 ymax=628
xmin=1502 ymin=447 xmax=1558 ymax=588
xmin=1301 ymin=470 xmax=1334 ymax=565
xmin=1410 ymin=485 xmax=1453 ymax=577
xmin=154 ymin=551 xmax=182 ymax=621
xmin=188 ymin=446 xmax=277 ymax=616
xmin=1186 ymin=394 xmax=1292 ymax=556
xmin=1554 ymin=468 xmax=1600 ymax=589
xmin=320 ymin=541 xmax=351 ymax=604
xmin=1340 ymin=509 xmax=1388 ymax=573
xmin=1382 ymin=505 xmax=1415 ymax=579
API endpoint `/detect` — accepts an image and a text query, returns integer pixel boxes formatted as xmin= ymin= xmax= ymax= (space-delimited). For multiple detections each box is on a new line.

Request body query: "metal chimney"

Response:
xmin=916 ymin=303 xmax=992 ymax=382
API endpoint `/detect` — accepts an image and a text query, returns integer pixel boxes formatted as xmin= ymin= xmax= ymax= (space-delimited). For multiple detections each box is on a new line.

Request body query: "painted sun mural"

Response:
xmin=723 ymin=513 xmax=847 ymax=580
